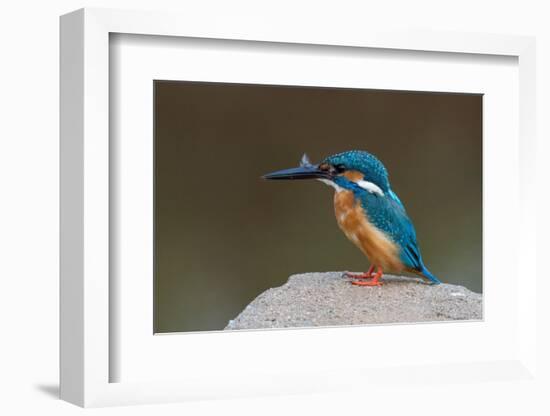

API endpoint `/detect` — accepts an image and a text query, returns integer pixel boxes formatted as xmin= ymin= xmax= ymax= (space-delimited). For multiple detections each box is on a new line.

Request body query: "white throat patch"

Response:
xmin=357 ymin=180 xmax=385 ymax=196
xmin=317 ymin=178 xmax=344 ymax=192
xmin=317 ymin=178 xmax=384 ymax=196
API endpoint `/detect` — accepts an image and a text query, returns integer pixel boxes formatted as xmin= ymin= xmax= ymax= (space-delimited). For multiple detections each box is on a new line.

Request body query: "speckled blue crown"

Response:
xmin=323 ymin=150 xmax=390 ymax=192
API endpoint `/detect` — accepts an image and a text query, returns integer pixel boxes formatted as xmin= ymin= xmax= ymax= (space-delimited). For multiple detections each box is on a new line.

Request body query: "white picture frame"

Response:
xmin=60 ymin=7 xmax=538 ymax=408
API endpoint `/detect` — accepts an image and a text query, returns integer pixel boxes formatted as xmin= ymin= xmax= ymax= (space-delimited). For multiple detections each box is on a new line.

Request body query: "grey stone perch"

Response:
xmin=225 ymin=272 xmax=482 ymax=330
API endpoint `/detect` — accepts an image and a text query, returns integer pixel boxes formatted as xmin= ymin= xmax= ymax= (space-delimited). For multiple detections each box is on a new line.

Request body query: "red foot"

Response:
xmin=350 ymin=266 xmax=383 ymax=287
xmin=344 ymin=265 xmax=375 ymax=280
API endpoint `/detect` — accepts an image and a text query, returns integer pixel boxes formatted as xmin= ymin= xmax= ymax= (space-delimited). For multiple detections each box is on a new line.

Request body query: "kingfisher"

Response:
xmin=263 ymin=150 xmax=441 ymax=286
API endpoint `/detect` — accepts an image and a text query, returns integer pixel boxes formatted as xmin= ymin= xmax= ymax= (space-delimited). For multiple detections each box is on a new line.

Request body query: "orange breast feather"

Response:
xmin=334 ymin=190 xmax=404 ymax=272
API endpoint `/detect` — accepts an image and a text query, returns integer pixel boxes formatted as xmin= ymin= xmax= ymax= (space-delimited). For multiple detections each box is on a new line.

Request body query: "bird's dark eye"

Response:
xmin=332 ymin=164 xmax=346 ymax=174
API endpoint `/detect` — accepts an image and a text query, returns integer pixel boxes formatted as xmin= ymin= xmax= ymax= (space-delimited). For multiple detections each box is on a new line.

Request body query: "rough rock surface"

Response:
xmin=225 ymin=272 xmax=482 ymax=330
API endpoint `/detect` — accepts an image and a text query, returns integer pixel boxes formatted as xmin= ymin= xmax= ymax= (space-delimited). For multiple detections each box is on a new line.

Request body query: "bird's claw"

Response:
xmin=343 ymin=268 xmax=375 ymax=280
xmin=343 ymin=271 xmax=373 ymax=279
xmin=344 ymin=266 xmax=383 ymax=286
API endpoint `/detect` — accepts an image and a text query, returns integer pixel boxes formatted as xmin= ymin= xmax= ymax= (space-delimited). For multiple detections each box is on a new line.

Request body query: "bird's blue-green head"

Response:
xmin=263 ymin=150 xmax=390 ymax=196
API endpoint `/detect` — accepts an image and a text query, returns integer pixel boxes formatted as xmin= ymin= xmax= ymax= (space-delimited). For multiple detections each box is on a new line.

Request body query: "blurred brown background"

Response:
xmin=154 ymin=81 xmax=482 ymax=333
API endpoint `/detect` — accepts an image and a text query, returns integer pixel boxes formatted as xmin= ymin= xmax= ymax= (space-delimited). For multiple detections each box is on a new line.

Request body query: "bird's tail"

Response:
xmin=420 ymin=266 xmax=442 ymax=285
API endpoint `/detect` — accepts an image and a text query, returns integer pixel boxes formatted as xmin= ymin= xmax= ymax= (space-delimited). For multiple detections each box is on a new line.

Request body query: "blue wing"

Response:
xmin=353 ymin=186 xmax=441 ymax=284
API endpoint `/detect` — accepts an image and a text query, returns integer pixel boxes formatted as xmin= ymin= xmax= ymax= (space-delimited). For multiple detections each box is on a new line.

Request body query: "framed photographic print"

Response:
xmin=60 ymin=7 xmax=538 ymax=408
xmin=152 ymin=80 xmax=483 ymax=334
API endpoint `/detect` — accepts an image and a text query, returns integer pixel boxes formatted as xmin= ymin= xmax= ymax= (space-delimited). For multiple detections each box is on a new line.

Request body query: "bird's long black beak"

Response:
xmin=262 ymin=165 xmax=329 ymax=180
xmin=263 ymin=153 xmax=329 ymax=181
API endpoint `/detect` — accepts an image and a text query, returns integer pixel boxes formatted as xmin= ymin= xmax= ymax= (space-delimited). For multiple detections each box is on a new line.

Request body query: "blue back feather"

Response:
xmin=356 ymin=186 xmax=440 ymax=284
